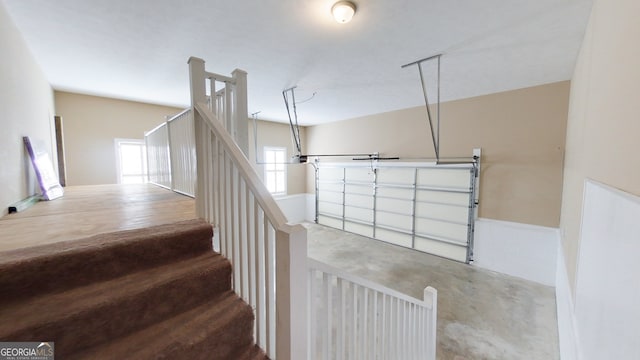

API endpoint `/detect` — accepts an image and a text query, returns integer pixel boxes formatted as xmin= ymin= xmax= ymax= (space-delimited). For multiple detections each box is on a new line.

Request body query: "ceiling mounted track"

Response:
xmin=402 ymin=54 xmax=442 ymax=162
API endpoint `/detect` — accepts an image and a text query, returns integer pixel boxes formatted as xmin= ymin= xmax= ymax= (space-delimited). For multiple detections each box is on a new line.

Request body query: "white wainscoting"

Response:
xmin=473 ymin=218 xmax=558 ymax=286
xmin=275 ymin=193 xmax=315 ymax=224
xmin=573 ymin=180 xmax=640 ymax=360
xmin=556 ymin=239 xmax=580 ymax=360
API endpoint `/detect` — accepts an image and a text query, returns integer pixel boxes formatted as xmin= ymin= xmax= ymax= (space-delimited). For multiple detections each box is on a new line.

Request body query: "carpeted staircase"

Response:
xmin=0 ymin=219 xmax=267 ymax=359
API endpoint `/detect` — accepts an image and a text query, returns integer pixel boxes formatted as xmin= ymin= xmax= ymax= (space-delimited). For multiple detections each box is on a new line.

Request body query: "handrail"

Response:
xmin=307 ymin=258 xmax=436 ymax=308
xmin=205 ymin=71 xmax=235 ymax=84
xmin=166 ymin=107 xmax=191 ymax=123
xmin=194 ymin=101 xmax=290 ymax=227
xmin=146 ymin=121 xmax=168 ymax=135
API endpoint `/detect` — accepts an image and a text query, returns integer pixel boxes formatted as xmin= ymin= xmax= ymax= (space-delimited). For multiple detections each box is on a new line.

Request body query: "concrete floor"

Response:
xmin=305 ymin=223 xmax=559 ymax=360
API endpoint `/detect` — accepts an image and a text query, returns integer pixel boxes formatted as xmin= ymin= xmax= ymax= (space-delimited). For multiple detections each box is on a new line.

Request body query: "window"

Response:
xmin=115 ymin=139 xmax=148 ymax=184
xmin=264 ymin=147 xmax=287 ymax=195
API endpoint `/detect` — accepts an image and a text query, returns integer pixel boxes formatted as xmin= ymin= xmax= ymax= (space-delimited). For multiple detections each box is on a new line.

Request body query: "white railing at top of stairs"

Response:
xmin=145 ymin=121 xmax=171 ymax=189
xmin=188 ymin=57 xmax=308 ymax=360
xmin=308 ymin=258 xmax=437 ymax=360
xmin=145 ymin=109 xmax=196 ymax=197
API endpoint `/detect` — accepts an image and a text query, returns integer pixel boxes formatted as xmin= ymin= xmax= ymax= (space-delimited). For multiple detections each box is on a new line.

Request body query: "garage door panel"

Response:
xmin=376 ymin=211 xmax=413 ymax=230
xmin=345 ymin=206 xmax=373 ymax=223
xmin=414 ymin=237 xmax=468 ymax=262
xmin=318 ymin=190 xmax=342 ymax=203
xmin=345 ymin=184 xmax=373 ymax=196
xmin=344 ymin=193 xmax=374 ymax=209
xmin=318 ymin=215 xmax=342 ymax=229
xmin=415 ymin=218 xmax=468 ymax=244
xmin=377 ymin=187 xmax=413 ymax=200
xmin=376 ymin=197 xmax=413 ymax=215
xmin=345 ymin=221 xmax=374 ymax=238
xmin=318 ymin=201 xmax=342 ymax=217
xmin=318 ymin=167 xmax=344 ymax=180
xmin=417 ymin=168 xmax=470 ymax=189
xmin=376 ymin=228 xmax=412 ymax=248
xmin=377 ymin=168 xmax=415 ymax=185
xmin=345 ymin=167 xmax=374 ymax=182
xmin=415 ymin=202 xmax=469 ymax=223
xmin=318 ymin=182 xmax=343 ymax=192
xmin=416 ymin=190 xmax=469 ymax=206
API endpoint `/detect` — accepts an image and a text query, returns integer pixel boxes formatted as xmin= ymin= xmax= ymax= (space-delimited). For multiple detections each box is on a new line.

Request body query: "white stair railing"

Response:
xmin=144 ymin=109 xmax=196 ymax=196
xmin=166 ymin=109 xmax=196 ymax=196
xmin=188 ymin=57 xmax=307 ymax=360
xmin=308 ymin=259 xmax=437 ymax=360
xmin=203 ymin=65 xmax=249 ymax=156
xmin=185 ymin=56 xmax=438 ymax=360
xmin=145 ymin=122 xmax=171 ymax=189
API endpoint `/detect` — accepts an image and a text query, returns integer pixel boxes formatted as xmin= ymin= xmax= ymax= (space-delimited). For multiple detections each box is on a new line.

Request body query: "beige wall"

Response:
xmin=55 ymin=91 xmax=182 ymax=185
xmin=54 ymin=90 xmax=307 ymax=192
xmin=560 ymin=0 xmax=640 ymax=293
xmin=0 ymin=3 xmax=56 ymax=216
xmin=248 ymin=118 xmax=307 ymax=195
xmin=307 ymin=81 xmax=570 ymax=228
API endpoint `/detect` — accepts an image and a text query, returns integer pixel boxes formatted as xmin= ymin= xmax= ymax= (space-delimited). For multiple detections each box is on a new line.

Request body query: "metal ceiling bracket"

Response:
xmin=402 ymin=54 xmax=442 ymax=162
xmin=282 ymin=86 xmax=303 ymax=160
xmin=282 ymin=87 xmax=400 ymax=164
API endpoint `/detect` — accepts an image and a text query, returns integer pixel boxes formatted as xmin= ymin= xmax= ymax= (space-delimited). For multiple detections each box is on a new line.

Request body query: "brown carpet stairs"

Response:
xmin=0 ymin=219 xmax=267 ymax=359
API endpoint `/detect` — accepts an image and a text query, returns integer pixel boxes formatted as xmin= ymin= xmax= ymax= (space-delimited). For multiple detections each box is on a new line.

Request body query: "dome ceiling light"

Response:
xmin=332 ymin=1 xmax=356 ymax=24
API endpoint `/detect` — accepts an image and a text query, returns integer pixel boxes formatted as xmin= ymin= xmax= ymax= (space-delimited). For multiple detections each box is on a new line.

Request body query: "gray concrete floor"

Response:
xmin=305 ymin=223 xmax=559 ymax=360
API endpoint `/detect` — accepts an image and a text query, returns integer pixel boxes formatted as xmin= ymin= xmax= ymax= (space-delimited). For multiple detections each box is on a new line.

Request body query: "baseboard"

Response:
xmin=555 ymin=240 xmax=580 ymax=360
xmin=473 ymin=218 xmax=558 ymax=286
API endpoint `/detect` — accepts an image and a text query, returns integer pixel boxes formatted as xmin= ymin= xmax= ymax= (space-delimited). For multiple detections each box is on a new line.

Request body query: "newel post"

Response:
xmin=231 ymin=68 xmax=249 ymax=157
xmin=188 ymin=57 xmax=207 ymax=106
xmin=424 ymin=286 xmax=438 ymax=360
xmin=188 ymin=57 xmax=207 ymax=219
xmin=165 ymin=115 xmax=175 ymax=192
xmin=275 ymin=224 xmax=308 ymax=360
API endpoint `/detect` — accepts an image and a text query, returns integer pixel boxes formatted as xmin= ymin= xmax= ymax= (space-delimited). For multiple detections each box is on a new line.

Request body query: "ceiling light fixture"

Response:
xmin=332 ymin=1 xmax=356 ymax=24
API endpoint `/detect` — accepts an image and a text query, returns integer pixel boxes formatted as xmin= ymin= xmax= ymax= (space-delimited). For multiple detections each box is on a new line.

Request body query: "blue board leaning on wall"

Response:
xmin=23 ymin=136 xmax=63 ymax=201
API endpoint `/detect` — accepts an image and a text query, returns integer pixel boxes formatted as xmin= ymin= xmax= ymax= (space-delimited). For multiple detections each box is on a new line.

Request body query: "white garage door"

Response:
xmin=316 ymin=162 xmax=479 ymax=263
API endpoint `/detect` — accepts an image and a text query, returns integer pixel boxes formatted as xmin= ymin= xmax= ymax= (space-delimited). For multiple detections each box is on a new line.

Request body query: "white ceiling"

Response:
xmin=3 ymin=0 xmax=593 ymax=125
